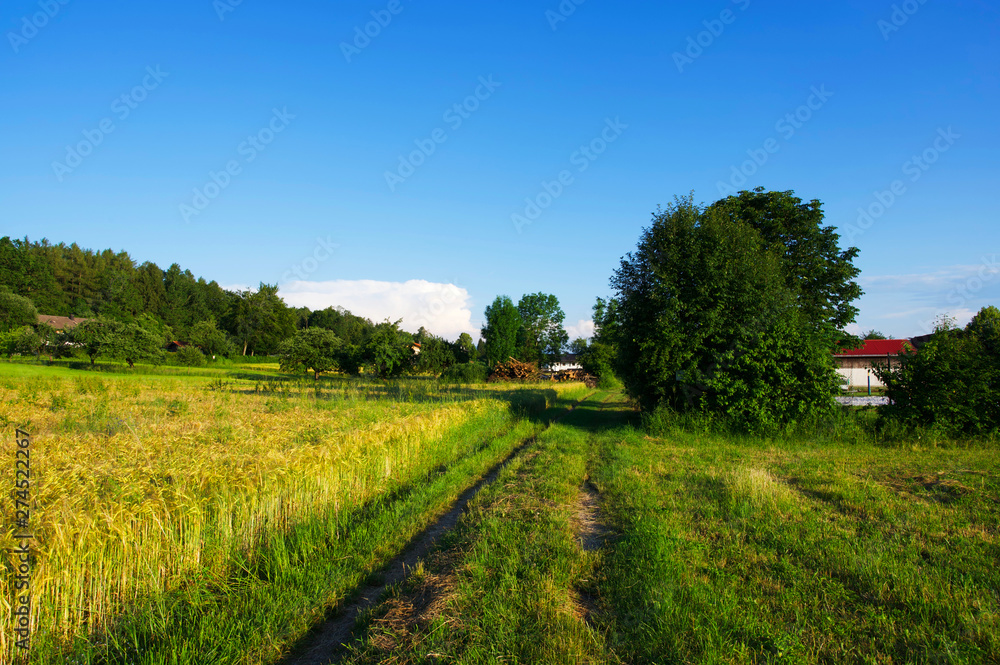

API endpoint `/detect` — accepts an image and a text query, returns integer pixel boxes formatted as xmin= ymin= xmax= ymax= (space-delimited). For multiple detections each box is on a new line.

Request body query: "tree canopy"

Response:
xmin=279 ymin=327 xmax=342 ymax=380
xmin=481 ymin=296 xmax=522 ymax=368
xmin=516 ymin=292 xmax=569 ymax=367
xmin=609 ymin=192 xmax=856 ymax=430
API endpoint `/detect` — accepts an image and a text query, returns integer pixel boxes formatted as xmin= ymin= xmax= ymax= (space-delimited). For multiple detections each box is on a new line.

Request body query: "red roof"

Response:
xmin=834 ymin=339 xmax=914 ymax=357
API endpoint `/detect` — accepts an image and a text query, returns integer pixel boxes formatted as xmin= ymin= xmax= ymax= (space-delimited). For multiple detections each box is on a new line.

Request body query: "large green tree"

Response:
xmin=225 ymin=283 xmax=295 ymax=356
xmin=279 ymin=327 xmax=342 ymax=380
xmin=362 ymin=320 xmax=413 ymax=378
xmin=610 ymin=193 xmax=852 ymax=430
xmin=0 ymin=288 xmax=38 ymax=332
xmin=481 ymin=296 xmax=522 ymax=368
xmin=73 ymin=317 xmax=162 ymax=367
xmin=705 ymin=188 xmax=863 ymax=332
xmin=516 ymin=292 xmax=569 ymax=366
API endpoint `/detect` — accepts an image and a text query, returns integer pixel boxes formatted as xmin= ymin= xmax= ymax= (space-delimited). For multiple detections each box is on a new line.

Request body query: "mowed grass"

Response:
xmin=594 ymin=414 xmax=1000 ymax=663
xmin=342 ymin=392 xmax=999 ymax=664
xmin=0 ymin=362 xmax=564 ymax=663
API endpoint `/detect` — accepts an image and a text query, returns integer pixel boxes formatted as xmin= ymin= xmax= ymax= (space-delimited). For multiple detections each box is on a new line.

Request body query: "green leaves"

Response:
xmin=278 ymin=327 xmax=342 ymax=380
xmin=875 ymin=306 xmax=1000 ymax=435
xmin=482 ymin=296 xmax=522 ymax=368
xmin=610 ymin=191 xmax=851 ymax=431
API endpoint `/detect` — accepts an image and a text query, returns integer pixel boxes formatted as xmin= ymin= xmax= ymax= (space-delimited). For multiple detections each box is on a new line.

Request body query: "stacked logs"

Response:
xmin=548 ymin=368 xmax=597 ymax=387
xmin=488 ymin=357 xmax=540 ymax=382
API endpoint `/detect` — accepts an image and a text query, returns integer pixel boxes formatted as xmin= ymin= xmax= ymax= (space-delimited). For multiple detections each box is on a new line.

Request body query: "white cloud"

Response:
xmin=565 ymin=319 xmax=595 ymax=341
xmin=280 ymin=279 xmax=477 ymax=341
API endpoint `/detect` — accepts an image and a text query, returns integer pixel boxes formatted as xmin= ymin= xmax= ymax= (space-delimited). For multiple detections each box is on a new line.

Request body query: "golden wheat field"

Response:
xmin=0 ymin=366 xmax=532 ymax=662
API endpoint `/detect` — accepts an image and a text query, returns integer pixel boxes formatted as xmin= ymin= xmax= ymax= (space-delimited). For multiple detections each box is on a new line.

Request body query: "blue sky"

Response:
xmin=2 ymin=0 xmax=998 ymax=341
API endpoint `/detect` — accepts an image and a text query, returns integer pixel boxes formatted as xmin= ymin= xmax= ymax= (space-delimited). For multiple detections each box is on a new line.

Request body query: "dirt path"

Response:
xmin=281 ymin=433 xmax=538 ymax=665
xmin=574 ymin=477 xmax=610 ymax=553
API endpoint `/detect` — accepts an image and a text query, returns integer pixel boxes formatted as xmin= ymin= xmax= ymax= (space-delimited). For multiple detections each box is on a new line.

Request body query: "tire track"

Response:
xmin=284 ymin=394 xmax=591 ymax=664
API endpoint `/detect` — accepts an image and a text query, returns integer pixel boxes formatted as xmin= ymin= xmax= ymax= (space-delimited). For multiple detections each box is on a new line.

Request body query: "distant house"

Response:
xmin=165 ymin=341 xmax=188 ymax=352
xmin=833 ymin=339 xmax=915 ymax=389
xmin=36 ymin=315 xmax=88 ymax=334
xmin=544 ymin=353 xmax=583 ymax=373
xmin=410 ymin=342 xmax=422 ymax=355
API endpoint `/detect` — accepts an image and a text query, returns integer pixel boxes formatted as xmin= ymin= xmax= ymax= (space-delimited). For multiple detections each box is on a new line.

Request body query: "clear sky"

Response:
xmin=3 ymin=0 xmax=997 ymax=341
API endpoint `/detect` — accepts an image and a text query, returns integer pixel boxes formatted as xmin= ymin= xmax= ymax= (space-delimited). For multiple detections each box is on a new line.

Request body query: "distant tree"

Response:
xmin=0 ymin=326 xmax=42 ymax=358
xmin=73 ymin=317 xmax=162 ymax=367
xmin=577 ymin=298 xmax=621 ymax=384
xmin=176 ymin=345 xmax=207 ymax=367
xmin=308 ymin=306 xmax=374 ymax=346
xmin=226 ymin=283 xmax=295 ymax=356
xmin=453 ymin=332 xmax=477 ymax=364
xmin=569 ymin=338 xmax=589 ymax=355
xmin=0 ymin=288 xmax=37 ymax=332
xmin=135 ymin=312 xmax=173 ymax=347
xmin=105 ymin=320 xmax=163 ymax=368
xmin=516 ymin=292 xmax=569 ymax=367
xmin=863 ymin=329 xmax=888 ymax=340
xmin=481 ymin=296 xmax=522 ymax=368
xmin=189 ymin=318 xmax=234 ymax=357
xmin=72 ymin=319 xmax=109 ymax=364
xmin=362 ymin=320 xmax=413 ymax=378
xmin=279 ymin=327 xmax=343 ymax=380
xmin=875 ymin=306 xmax=1000 ymax=435
xmin=412 ymin=328 xmax=456 ymax=375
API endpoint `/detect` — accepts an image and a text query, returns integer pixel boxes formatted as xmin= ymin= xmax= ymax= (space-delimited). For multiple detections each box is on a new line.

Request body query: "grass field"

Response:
xmin=0 ymin=361 xmax=570 ymax=663
xmin=343 ymin=392 xmax=1000 ymax=664
xmin=3 ymin=363 xmax=996 ymax=664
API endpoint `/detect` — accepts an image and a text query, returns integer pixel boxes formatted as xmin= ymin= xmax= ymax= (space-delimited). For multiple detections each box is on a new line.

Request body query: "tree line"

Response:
xmin=555 ymin=188 xmax=997 ymax=436
xmin=0 ymin=236 xmax=480 ymax=376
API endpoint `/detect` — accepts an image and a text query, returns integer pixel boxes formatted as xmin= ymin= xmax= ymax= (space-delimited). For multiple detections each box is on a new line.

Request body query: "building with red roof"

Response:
xmin=833 ymin=339 xmax=915 ymax=389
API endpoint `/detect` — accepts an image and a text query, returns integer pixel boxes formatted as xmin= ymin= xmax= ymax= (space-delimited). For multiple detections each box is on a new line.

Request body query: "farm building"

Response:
xmin=544 ymin=353 xmax=583 ymax=372
xmin=833 ymin=339 xmax=915 ymax=389
xmin=36 ymin=314 xmax=88 ymax=333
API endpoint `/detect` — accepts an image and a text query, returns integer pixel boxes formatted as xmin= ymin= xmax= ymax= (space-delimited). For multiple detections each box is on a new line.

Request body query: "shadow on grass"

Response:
xmin=557 ymin=393 xmax=640 ymax=433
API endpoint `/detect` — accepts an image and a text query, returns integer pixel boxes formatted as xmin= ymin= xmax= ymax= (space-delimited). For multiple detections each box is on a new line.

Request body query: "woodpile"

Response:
xmin=488 ymin=357 xmax=541 ymax=382
xmin=546 ymin=368 xmax=598 ymax=388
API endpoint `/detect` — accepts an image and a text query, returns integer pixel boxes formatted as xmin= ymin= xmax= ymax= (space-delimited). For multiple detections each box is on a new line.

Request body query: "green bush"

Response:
xmin=875 ymin=307 xmax=1000 ymax=437
xmin=440 ymin=362 xmax=488 ymax=384
xmin=176 ymin=346 xmax=207 ymax=367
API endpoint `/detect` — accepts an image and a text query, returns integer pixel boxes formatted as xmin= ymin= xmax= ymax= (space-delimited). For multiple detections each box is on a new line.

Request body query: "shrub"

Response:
xmin=875 ymin=307 xmax=1000 ymax=437
xmin=176 ymin=345 xmax=207 ymax=367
